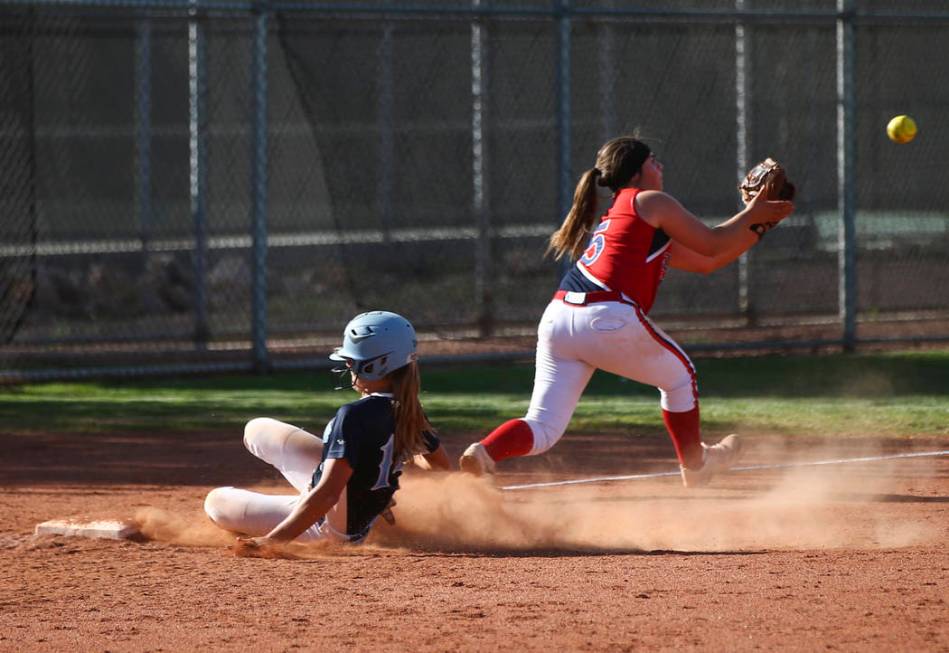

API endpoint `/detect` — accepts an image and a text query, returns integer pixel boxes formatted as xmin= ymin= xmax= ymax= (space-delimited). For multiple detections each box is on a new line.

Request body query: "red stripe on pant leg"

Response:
xmin=632 ymin=304 xmax=703 ymax=468
xmin=481 ymin=418 xmax=534 ymax=462
xmin=631 ymin=304 xmax=698 ymax=403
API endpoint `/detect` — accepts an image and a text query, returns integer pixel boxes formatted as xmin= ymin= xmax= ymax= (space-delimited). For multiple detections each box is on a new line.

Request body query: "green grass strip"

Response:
xmin=1 ymin=350 xmax=947 ymax=438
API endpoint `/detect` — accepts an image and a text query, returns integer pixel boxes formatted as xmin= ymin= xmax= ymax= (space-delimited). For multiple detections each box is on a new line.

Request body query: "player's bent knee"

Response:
xmin=243 ymin=417 xmax=276 ymax=452
xmin=659 ymin=379 xmax=696 ymax=413
xmin=204 ymin=487 xmax=242 ymax=530
xmin=204 ymin=487 xmax=261 ymax=533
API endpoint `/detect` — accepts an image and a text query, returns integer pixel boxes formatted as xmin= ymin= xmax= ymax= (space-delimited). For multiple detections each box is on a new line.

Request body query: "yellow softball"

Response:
xmin=886 ymin=114 xmax=918 ymax=144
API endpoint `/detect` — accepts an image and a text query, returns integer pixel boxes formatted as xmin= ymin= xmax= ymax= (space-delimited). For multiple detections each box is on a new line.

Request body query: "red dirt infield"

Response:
xmin=2 ymin=428 xmax=947 ymax=652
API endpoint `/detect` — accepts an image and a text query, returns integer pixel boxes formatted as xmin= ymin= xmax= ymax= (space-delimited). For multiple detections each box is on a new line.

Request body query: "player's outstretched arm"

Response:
xmin=268 ymin=458 xmax=352 ymax=541
xmin=666 ymin=242 xmax=733 ymax=275
xmin=636 ymin=187 xmax=793 ymax=261
xmin=414 ymin=443 xmax=452 ymax=471
xmin=646 ymin=188 xmax=794 ymax=274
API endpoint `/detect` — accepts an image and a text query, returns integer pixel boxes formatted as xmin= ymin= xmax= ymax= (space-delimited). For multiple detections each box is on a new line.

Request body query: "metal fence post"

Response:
xmin=134 ymin=18 xmax=152 ymax=261
xmin=472 ymin=0 xmax=493 ymax=336
xmin=597 ymin=9 xmax=616 ymax=141
xmin=377 ymin=4 xmax=394 ymax=243
xmin=188 ymin=7 xmax=209 ymax=347
xmin=556 ymin=0 xmax=572 ymax=278
xmin=251 ymin=4 xmax=270 ymax=372
xmin=837 ymin=0 xmax=857 ymax=351
xmin=735 ymin=0 xmax=754 ymax=323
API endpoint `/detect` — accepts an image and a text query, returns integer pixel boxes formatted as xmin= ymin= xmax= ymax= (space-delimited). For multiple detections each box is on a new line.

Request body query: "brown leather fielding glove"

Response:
xmin=739 ymin=157 xmax=796 ymax=203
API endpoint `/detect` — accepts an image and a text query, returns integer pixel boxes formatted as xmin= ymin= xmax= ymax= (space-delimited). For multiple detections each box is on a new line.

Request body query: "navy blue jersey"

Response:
xmin=558 ymin=263 xmax=602 ymax=293
xmin=311 ymin=393 xmax=439 ymax=541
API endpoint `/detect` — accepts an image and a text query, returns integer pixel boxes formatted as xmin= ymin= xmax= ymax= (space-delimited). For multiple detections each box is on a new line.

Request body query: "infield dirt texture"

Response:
xmin=2 ymin=357 xmax=948 ymax=651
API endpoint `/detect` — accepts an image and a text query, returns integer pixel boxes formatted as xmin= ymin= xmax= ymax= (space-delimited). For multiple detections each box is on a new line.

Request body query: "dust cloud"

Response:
xmin=131 ymin=438 xmax=940 ymax=555
xmin=133 ymin=507 xmax=367 ymax=559
xmin=135 ymin=507 xmax=234 ymax=547
xmin=372 ymin=440 xmax=940 ymax=553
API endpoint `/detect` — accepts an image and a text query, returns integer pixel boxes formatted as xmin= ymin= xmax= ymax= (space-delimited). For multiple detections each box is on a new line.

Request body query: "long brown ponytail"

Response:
xmin=547 ymin=167 xmax=601 ymax=261
xmin=547 ymin=136 xmax=652 ymax=261
xmin=388 ymin=361 xmax=433 ymax=462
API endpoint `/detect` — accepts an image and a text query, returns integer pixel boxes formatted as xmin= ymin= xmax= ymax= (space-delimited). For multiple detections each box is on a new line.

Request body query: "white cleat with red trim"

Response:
xmin=459 ymin=442 xmax=497 ymax=476
xmin=680 ymin=434 xmax=743 ymax=488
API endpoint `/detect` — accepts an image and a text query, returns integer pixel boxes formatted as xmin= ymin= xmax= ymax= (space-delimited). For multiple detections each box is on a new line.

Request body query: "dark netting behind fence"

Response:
xmin=0 ymin=11 xmax=38 ymax=345
xmin=0 ymin=2 xmax=947 ymax=380
xmin=275 ymin=15 xmax=484 ymax=332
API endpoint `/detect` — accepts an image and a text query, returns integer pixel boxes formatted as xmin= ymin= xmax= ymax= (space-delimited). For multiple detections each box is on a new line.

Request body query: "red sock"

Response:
xmin=481 ymin=419 xmax=534 ymax=462
xmin=662 ymin=406 xmax=704 ymax=470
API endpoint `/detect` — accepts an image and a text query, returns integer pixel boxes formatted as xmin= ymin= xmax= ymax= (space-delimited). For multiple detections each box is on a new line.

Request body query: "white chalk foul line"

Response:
xmin=500 ymin=449 xmax=949 ymax=492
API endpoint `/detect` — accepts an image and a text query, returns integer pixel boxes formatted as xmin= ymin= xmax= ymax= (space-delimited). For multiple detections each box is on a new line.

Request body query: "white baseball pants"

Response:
xmin=203 ymin=418 xmax=349 ymax=541
xmin=523 ymin=299 xmax=697 ymax=455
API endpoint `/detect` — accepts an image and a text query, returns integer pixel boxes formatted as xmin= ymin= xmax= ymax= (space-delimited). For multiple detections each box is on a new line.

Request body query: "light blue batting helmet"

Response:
xmin=329 ymin=311 xmax=418 ymax=381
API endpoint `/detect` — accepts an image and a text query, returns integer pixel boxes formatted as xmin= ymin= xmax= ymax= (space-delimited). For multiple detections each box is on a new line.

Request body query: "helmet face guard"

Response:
xmin=329 ymin=311 xmax=417 ymax=385
xmin=330 ymin=357 xmax=357 ymax=390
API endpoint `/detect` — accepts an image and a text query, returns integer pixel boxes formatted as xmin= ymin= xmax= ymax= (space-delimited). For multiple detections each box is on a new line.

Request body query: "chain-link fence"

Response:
xmin=2 ymin=0 xmax=948 ymax=381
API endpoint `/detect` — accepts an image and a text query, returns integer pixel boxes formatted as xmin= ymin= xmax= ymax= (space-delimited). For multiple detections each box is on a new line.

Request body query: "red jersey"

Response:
xmin=564 ymin=187 xmax=672 ymax=314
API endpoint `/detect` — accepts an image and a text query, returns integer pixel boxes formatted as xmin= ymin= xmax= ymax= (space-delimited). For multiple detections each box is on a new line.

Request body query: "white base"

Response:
xmin=34 ymin=519 xmax=139 ymax=540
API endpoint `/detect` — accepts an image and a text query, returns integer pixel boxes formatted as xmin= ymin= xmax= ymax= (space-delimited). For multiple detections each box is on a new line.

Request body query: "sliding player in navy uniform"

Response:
xmin=204 ymin=311 xmax=451 ymax=552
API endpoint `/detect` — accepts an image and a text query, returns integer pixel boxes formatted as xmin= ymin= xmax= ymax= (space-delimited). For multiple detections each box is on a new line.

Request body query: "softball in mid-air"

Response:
xmin=886 ymin=114 xmax=917 ymax=143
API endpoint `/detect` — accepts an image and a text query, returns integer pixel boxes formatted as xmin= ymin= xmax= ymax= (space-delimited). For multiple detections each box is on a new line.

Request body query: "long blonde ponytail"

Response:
xmin=388 ymin=361 xmax=432 ymax=462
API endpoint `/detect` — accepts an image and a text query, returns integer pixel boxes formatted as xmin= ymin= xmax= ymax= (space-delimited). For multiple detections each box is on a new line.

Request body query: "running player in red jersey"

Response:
xmin=459 ymin=136 xmax=794 ymax=486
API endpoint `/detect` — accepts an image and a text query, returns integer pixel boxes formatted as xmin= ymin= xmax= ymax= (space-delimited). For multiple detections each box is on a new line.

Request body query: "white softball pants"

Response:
xmin=524 ymin=299 xmax=697 ymax=456
xmin=203 ymin=418 xmax=349 ymax=541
